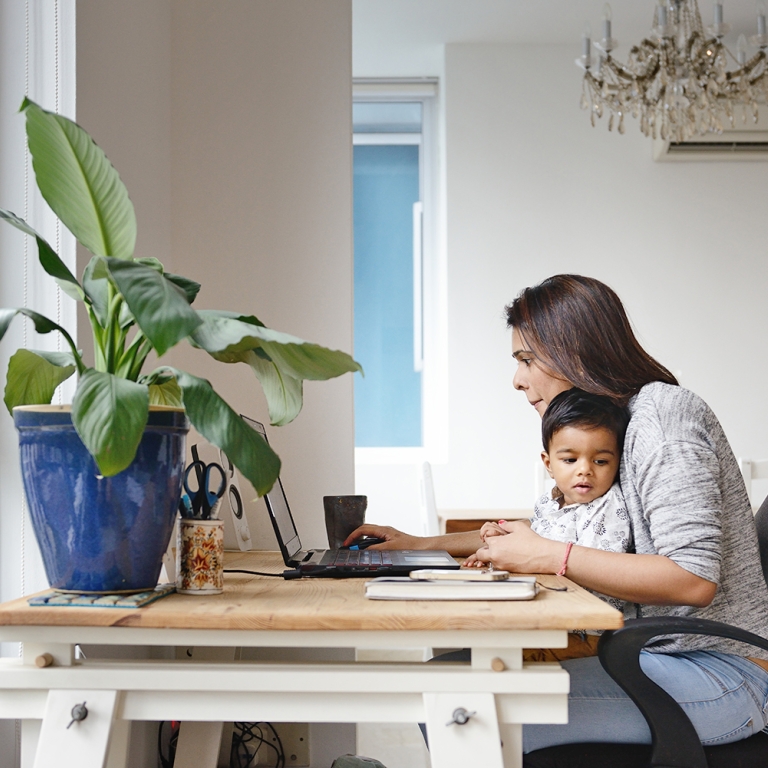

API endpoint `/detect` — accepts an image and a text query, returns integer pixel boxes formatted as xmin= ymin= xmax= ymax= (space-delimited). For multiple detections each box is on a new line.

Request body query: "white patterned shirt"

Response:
xmin=532 ymin=482 xmax=631 ymax=616
xmin=531 ymin=481 xmax=631 ymax=553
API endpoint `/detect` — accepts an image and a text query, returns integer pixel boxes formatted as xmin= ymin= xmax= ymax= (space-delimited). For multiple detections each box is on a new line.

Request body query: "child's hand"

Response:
xmin=480 ymin=520 xmax=508 ymax=541
xmin=463 ymin=550 xmax=488 ymax=567
xmin=466 ymin=545 xmax=492 ymax=567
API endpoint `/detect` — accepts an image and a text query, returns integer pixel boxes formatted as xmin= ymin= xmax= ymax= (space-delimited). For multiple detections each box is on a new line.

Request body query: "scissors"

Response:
xmin=179 ymin=460 xmax=226 ymax=519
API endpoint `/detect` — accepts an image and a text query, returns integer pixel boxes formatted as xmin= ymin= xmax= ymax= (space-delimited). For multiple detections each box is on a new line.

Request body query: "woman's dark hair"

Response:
xmin=505 ymin=274 xmax=677 ymax=406
xmin=542 ymin=388 xmax=630 ymax=452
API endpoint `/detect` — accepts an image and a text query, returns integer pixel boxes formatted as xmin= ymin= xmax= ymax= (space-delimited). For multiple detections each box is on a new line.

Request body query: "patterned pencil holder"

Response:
xmin=176 ymin=518 xmax=224 ymax=595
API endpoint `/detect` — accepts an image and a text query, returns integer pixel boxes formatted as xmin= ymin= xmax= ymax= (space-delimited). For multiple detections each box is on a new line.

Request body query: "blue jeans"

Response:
xmin=524 ymin=651 xmax=768 ymax=752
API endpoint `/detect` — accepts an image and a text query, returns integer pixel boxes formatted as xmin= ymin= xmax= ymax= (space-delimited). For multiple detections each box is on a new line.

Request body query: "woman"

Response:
xmin=348 ymin=274 xmax=768 ymax=751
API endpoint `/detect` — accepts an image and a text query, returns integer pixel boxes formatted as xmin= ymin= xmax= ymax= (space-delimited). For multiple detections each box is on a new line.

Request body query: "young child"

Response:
xmin=473 ymin=387 xmax=632 ymax=660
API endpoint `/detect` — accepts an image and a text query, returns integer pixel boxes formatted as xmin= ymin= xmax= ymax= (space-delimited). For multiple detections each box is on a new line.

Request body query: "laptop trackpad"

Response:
xmin=400 ymin=554 xmax=456 ymax=564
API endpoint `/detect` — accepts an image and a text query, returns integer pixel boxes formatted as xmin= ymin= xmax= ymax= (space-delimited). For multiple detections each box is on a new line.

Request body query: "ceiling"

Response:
xmin=353 ymin=0 xmax=762 ymax=74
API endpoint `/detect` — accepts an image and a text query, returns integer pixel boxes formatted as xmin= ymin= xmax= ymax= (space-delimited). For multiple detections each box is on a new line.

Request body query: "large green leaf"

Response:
xmin=3 ymin=349 xmax=76 ymax=413
xmin=163 ymin=368 xmax=281 ymax=496
xmin=132 ymin=258 xmax=201 ymax=305
xmin=190 ymin=311 xmax=362 ymax=379
xmin=0 ymin=307 xmax=78 ymax=354
xmin=0 ymin=209 xmax=83 ymax=301
xmin=258 ymin=337 xmax=362 ymax=381
xmin=148 ymin=377 xmax=183 ymax=407
xmin=164 ymin=273 xmax=201 ymax=305
xmin=82 ymin=256 xmax=111 ymax=327
xmin=189 ymin=311 xmax=273 ymax=360
xmin=22 ymin=99 xmax=137 ymax=259
xmin=134 ymin=257 xmax=164 ymax=273
xmin=106 ymin=258 xmax=202 ymax=357
xmin=246 ymin=350 xmax=304 ymax=426
xmin=71 ymin=369 xmax=149 ymax=476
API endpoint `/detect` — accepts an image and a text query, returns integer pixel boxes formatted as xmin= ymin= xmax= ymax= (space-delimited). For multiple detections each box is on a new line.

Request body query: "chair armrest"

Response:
xmin=598 ymin=616 xmax=768 ymax=768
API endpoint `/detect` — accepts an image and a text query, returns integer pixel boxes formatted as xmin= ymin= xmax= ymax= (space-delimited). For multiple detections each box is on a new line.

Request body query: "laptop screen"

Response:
xmin=241 ymin=415 xmax=303 ymax=559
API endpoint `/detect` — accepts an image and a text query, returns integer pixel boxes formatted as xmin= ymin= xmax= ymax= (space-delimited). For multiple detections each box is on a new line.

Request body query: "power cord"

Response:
xmin=231 ymin=722 xmax=285 ymax=768
xmin=157 ymin=720 xmax=179 ymax=768
xmin=223 ymin=568 xmax=347 ymax=579
xmin=158 ymin=721 xmax=285 ymax=768
xmin=223 ymin=569 xmax=285 ymax=577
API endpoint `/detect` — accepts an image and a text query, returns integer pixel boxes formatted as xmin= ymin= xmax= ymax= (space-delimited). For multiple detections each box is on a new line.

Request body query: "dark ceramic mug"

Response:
xmin=323 ymin=495 xmax=368 ymax=549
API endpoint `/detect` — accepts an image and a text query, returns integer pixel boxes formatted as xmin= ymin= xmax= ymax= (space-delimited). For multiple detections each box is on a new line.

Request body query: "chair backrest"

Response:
xmin=419 ymin=461 xmax=440 ymax=537
xmin=754 ymin=495 xmax=768 ymax=589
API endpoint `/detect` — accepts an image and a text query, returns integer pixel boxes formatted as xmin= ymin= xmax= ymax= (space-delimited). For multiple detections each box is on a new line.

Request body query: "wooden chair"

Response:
xmin=523 ymin=495 xmax=768 ymax=768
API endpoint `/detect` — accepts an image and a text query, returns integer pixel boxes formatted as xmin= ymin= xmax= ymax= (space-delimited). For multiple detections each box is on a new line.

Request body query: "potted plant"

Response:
xmin=0 ymin=99 xmax=361 ymax=593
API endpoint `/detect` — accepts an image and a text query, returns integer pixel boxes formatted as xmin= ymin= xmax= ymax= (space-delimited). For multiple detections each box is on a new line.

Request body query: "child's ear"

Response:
xmin=541 ymin=451 xmax=553 ymax=477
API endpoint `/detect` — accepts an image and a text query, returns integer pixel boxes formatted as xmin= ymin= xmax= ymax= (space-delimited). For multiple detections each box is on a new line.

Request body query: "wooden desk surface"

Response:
xmin=0 ymin=551 xmax=622 ymax=633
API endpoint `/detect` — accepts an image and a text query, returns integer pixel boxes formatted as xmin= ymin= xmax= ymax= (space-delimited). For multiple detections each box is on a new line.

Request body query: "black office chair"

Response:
xmin=524 ymin=497 xmax=768 ymax=768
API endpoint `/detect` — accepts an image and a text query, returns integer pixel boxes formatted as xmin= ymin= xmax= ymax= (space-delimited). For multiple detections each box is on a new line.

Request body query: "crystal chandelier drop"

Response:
xmin=577 ymin=1 xmax=768 ymax=141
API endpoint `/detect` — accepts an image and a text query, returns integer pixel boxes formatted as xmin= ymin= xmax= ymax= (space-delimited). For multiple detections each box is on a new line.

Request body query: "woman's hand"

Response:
xmin=480 ymin=521 xmax=563 ymax=573
xmin=342 ymin=524 xmax=421 ymax=550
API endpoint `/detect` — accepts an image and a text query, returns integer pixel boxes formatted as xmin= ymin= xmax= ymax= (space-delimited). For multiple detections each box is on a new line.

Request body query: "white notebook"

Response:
xmin=365 ymin=576 xmax=538 ymax=601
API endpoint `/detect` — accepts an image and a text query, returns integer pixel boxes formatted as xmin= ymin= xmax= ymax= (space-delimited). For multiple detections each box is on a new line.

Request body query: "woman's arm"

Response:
xmin=343 ymin=524 xmax=484 ymax=557
xmin=477 ymin=521 xmax=717 ymax=607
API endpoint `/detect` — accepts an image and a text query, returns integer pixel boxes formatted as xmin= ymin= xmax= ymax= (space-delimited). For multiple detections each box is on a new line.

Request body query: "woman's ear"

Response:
xmin=541 ymin=451 xmax=553 ymax=477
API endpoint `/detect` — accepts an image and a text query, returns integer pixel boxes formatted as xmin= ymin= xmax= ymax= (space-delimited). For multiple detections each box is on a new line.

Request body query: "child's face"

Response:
xmin=541 ymin=426 xmax=620 ymax=506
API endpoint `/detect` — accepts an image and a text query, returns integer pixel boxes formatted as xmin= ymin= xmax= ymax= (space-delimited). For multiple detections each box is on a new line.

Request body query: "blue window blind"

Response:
xmin=353 ymin=143 xmax=422 ymax=447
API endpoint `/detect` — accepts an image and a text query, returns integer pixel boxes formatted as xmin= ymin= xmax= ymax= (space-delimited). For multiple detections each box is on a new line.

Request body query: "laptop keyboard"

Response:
xmin=328 ymin=549 xmax=394 ymax=567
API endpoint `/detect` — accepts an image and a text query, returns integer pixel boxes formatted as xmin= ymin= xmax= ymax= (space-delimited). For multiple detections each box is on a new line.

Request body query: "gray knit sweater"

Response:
xmin=621 ymin=382 xmax=768 ymax=657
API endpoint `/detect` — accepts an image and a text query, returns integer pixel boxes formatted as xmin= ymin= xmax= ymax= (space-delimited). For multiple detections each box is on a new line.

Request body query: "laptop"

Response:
xmin=242 ymin=416 xmax=460 ymax=577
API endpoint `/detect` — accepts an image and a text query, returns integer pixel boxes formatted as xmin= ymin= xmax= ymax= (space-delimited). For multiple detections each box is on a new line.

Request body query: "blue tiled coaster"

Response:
xmin=28 ymin=583 xmax=176 ymax=608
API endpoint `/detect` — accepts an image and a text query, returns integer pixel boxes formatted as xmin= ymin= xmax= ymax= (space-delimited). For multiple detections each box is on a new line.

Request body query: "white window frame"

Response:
xmin=352 ymin=79 xmax=448 ymax=466
xmin=0 ymin=0 xmax=77 ymax=630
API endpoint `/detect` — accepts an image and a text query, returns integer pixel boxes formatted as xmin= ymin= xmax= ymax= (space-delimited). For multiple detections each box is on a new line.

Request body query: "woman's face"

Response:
xmin=511 ymin=328 xmax=572 ymax=417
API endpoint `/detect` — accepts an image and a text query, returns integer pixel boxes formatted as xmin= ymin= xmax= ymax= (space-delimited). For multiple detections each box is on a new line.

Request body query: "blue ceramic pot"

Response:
xmin=14 ymin=405 xmax=188 ymax=593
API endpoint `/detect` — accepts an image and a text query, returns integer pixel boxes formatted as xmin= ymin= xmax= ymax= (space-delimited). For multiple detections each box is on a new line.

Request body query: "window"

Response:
xmin=352 ymin=80 xmax=445 ymax=461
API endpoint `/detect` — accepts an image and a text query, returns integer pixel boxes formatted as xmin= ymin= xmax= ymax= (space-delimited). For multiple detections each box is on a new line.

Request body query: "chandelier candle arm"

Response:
xmin=583 ymin=22 xmax=592 ymax=64
xmin=752 ymin=0 xmax=768 ymax=46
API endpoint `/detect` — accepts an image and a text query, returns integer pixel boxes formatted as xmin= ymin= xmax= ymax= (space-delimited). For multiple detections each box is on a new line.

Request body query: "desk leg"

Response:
xmin=174 ymin=646 xmax=236 ymax=768
xmin=500 ymin=724 xmax=523 ymax=768
xmin=105 ymin=718 xmax=131 ymax=768
xmin=423 ymin=692 xmax=505 ymax=768
xmin=32 ymin=689 xmax=118 ymax=768
xmin=175 ymin=722 xmax=225 ymax=768
xmin=21 ymin=720 xmax=40 ymax=768
xmin=20 ymin=642 xmax=75 ymax=768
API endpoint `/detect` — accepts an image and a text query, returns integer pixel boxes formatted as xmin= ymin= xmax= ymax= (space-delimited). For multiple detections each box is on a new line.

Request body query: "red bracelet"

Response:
xmin=556 ymin=542 xmax=573 ymax=577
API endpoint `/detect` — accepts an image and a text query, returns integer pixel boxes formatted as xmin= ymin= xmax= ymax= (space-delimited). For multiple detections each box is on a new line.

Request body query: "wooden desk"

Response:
xmin=0 ymin=551 xmax=622 ymax=768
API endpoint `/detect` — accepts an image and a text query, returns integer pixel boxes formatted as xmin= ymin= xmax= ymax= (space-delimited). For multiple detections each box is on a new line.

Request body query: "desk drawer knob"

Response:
xmin=447 ymin=707 xmax=475 ymax=726
xmin=34 ymin=653 xmax=53 ymax=668
xmin=67 ymin=702 xmax=88 ymax=729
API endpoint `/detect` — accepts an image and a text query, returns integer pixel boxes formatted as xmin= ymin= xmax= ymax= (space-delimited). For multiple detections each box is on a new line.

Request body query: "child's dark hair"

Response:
xmin=542 ymin=388 xmax=630 ymax=452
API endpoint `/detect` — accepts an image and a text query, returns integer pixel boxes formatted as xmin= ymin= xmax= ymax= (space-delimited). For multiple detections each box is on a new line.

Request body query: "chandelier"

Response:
xmin=577 ymin=1 xmax=768 ymax=141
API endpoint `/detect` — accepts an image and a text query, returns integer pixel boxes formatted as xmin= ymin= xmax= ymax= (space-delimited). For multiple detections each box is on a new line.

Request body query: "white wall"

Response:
xmin=168 ymin=0 xmax=356 ymax=550
xmin=77 ymin=0 xmax=356 ymax=551
xmin=357 ymin=42 xmax=768 ymax=519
